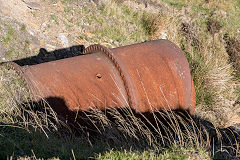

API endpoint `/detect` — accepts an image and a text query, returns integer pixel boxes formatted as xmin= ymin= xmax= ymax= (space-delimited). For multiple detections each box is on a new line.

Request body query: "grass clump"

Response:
xmin=0 ymin=64 xmax=62 ymax=136
xmin=91 ymin=1 xmax=148 ymax=46
xmin=141 ymin=12 xmax=161 ymax=38
xmin=0 ymin=63 xmax=239 ymax=159
xmin=0 ymin=20 xmax=33 ymax=61
xmin=181 ymin=21 xmax=238 ymax=127
xmin=0 ymin=65 xmax=30 ymax=122
xmin=133 ymin=0 xmax=240 ymax=127
xmin=1 ymin=26 xmax=15 ymax=48
xmin=224 ymin=35 xmax=240 ymax=81
xmin=206 ymin=18 xmax=222 ymax=35
xmin=97 ymin=147 xmax=211 ymax=160
xmin=50 ymin=14 xmax=59 ymax=25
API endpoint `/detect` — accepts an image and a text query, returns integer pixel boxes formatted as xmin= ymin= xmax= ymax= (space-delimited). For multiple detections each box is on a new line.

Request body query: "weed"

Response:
xmin=20 ymin=24 xmax=26 ymax=32
xmin=206 ymin=18 xmax=222 ymax=35
xmin=168 ymin=1 xmax=185 ymax=9
xmin=0 ymin=65 xmax=62 ymax=136
xmin=24 ymin=40 xmax=30 ymax=50
xmin=224 ymin=34 xmax=240 ymax=80
xmin=1 ymin=26 xmax=15 ymax=48
xmin=64 ymin=8 xmax=70 ymax=13
xmin=5 ymin=49 xmax=15 ymax=59
xmin=97 ymin=147 xmax=211 ymax=160
xmin=141 ymin=12 xmax=161 ymax=38
xmin=91 ymin=1 xmax=147 ymax=45
xmin=50 ymin=14 xmax=59 ymax=25
xmin=0 ymin=62 xmax=239 ymax=159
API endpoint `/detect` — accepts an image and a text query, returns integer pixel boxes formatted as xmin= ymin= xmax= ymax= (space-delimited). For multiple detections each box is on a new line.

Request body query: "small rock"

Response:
xmin=45 ymin=44 xmax=56 ymax=51
xmin=56 ymin=1 xmax=64 ymax=12
xmin=161 ymin=32 xmax=168 ymax=39
xmin=2 ymin=57 xmax=6 ymax=61
xmin=29 ymin=43 xmax=39 ymax=51
xmin=28 ymin=21 xmax=40 ymax=30
xmin=40 ymin=40 xmax=45 ymax=46
xmin=1 ymin=9 xmax=10 ymax=15
xmin=58 ymin=33 xmax=69 ymax=47
xmin=28 ymin=30 xmax=34 ymax=36
xmin=22 ymin=1 xmax=42 ymax=10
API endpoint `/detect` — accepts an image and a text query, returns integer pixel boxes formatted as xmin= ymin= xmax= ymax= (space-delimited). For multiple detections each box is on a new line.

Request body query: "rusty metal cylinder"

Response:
xmin=8 ymin=40 xmax=196 ymax=115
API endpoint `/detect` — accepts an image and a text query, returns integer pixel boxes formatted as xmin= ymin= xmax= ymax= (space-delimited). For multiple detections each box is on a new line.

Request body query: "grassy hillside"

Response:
xmin=0 ymin=0 xmax=240 ymax=159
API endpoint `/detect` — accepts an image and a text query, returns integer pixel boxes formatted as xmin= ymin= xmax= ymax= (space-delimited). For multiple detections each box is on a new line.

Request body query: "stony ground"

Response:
xmin=0 ymin=0 xmax=147 ymax=59
xmin=0 ymin=0 xmax=89 ymax=60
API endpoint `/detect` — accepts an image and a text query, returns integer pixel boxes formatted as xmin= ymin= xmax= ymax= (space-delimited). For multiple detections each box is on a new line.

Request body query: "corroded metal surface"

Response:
xmin=83 ymin=40 xmax=195 ymax=114
xmin=3 ymin=40 xmax=196 ymax=117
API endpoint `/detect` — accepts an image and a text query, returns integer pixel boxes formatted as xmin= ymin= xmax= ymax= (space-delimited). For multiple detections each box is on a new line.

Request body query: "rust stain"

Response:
xmin=2 ymin=40 xmax=196 ymax=118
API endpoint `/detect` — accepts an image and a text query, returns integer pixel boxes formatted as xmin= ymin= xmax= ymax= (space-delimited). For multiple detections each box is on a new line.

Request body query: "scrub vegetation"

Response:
xmin=0 ymin=0 xmax=239 ymax=159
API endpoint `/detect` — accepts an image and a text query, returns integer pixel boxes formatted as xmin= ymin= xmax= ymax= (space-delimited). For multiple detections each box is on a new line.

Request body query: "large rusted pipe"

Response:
xmin=4 ymin=40 xmax=196 ymax=116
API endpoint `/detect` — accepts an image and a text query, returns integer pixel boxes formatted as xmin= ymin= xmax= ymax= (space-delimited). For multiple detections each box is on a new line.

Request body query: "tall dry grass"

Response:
xmin=0 ymin=0 xmax=239 ymax=158
xmin=128 ymin=0 xmax=240 ymax=127
xmin=0 ymin=65 xmax=67 ymax=137
xmin=0 ymin=62 xmax=239 ymax=159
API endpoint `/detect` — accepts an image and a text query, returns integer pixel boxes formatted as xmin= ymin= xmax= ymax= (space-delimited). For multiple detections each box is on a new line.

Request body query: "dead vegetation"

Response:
xmin=0 ymin=65 xmax=63 ymax=136
xmin=141 ymin=12 xmax=161 ymax=39
xmin=0 ymin=63 xmax=239 ymax=159
xmin=134 ymin=3 xmax=239 ymax=128
xmin=0 ymin=0 xmax=240 ymax=159
xmin=224 ymin=35 xmax=240 ymax=80
xmin=206 ymin=18 xmax=222 ymax=35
